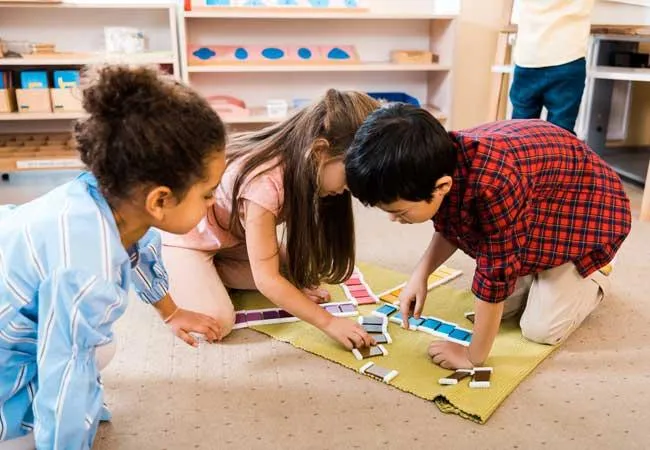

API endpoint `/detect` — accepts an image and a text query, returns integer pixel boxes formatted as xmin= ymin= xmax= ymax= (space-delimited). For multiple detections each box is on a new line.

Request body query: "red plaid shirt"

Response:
xmin=434 ymin=120 xmax=631 ymax=303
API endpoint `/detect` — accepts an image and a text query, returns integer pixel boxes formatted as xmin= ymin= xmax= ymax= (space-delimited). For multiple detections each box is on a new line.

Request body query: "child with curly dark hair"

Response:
xmin=0 ymin=65 xmax=226 ymax=449
xmin=162 ymin=89 xmax=380 ymax=349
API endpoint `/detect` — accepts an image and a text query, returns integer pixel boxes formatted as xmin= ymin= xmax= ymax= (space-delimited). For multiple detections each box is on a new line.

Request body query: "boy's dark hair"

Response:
xmin=75 ymin=65 xmax=225 ymax=201
xmin=345 ymin=103 xmax=456 ymax=206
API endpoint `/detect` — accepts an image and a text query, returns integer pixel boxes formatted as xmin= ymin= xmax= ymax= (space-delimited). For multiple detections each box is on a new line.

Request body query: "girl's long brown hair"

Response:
xmin=227 ymin=89 xmax=380 ymax=288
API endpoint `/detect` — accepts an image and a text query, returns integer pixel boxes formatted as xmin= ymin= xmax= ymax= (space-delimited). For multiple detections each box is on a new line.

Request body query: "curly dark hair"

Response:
xmin=75 ymin=65 xmax=226 ymax=201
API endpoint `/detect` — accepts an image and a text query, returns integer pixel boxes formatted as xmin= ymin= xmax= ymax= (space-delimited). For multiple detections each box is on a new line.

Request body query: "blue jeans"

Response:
xmin=510 ymin=58 xmax=587 ymax=134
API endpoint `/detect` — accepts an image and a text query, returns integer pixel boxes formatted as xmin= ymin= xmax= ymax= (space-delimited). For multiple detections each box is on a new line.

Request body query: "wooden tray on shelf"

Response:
xmin=0 ymin=132 xmax=83 ymax=172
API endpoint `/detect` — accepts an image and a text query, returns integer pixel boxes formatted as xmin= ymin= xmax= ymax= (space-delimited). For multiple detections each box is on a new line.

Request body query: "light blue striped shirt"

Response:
xmin=0 ymin=172 xmax=169 ymax=448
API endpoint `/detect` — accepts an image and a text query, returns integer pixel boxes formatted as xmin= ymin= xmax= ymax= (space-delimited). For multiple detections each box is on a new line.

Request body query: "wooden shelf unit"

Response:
xmin=179 ymin=0 xmax=459 ymax=128
xmin=0 ymin=1 xmax=181 ymax=173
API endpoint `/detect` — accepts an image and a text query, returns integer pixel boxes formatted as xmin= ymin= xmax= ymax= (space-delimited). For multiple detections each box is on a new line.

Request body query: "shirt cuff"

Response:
xmin=471 ymin=270 xmax=516 ymax=303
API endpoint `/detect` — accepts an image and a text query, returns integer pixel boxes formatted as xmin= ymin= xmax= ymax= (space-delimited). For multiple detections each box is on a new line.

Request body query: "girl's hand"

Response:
xmin=323 ymin=317 xmax=375 ymax=349
xmin=397 ymin=271 xmax=429 ymax=328
xmin=302 ymin=286 xmax=331 ymax=304
xmin=165 ymin=308 xmax=222 ymax=347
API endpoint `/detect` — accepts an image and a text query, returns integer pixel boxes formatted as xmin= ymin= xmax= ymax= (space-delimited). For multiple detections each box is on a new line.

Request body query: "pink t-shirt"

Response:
xmin=162 ymin=158 xmax=284 ymax=252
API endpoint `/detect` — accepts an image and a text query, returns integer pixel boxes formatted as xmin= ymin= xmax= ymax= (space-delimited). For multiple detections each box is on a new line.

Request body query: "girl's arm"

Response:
xmin=244 ymin=201 xmax=373 ymax=349
xmin=134 ymin=229 xmax=222 ymax=345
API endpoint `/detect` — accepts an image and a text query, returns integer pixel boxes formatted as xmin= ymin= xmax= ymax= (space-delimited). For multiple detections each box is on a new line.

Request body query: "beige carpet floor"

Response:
xmin=1 ymin=172 xmax=648 ymax=449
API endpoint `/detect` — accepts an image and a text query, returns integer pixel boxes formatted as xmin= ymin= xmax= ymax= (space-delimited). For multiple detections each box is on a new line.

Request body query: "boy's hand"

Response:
xmin=302 ymin=286 xmax=331 ymax=304
xmin=166 ymin=309 xmax=222 ymax=347
xmin=428 ymin=341 xmax=473 ymax=370
xmin=397 ymin=270 xmax=429 ymax=328
xmin=323 ymin=317 xmax=375 ymax=350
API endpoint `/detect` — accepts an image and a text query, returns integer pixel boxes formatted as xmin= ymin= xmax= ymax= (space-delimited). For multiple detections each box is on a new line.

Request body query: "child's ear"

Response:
xmin=435 ymin=176 xmax=453 ymax=196
xmin=145 ymin=186 xmax=174 ymax=221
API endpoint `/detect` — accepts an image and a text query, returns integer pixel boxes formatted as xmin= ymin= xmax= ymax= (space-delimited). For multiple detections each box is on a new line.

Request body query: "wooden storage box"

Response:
xmin=390 ymin=50 xmax=438 ymax=64
xmin=16 ymin=89 xmax=52 ymax=113
xmin=0 ymin=89 xmax=16 ymax=113
xmin=50 ymin=87 xmax=83 ymax=112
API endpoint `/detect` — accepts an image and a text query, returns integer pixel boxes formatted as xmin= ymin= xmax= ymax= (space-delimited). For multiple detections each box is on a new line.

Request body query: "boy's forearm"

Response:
xmin=415 ymin=232 xmax=458 ymax=276
xmin=468 ymin=298 xmax=504 ymax=365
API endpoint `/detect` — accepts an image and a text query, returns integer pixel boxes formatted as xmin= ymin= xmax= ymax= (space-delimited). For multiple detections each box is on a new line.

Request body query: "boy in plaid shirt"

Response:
xmin=345 ymin=104 xmax=631 ymax=369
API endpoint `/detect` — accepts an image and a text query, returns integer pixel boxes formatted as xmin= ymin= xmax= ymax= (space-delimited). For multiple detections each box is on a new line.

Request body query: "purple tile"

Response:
xmin=235 ymin=312 xmax=247 ymax=324
xmin=246 ymin=312 xmax=263 ymax=321
xmin=262 ymin=310 xmax=280 ymax=320
xmin=324 ymin=305 xmax=340 ymax=314
xmin=339 ymin=303 xmax=356 ymax=313
xmin=278 ymin=309 xmax=293 ymax=318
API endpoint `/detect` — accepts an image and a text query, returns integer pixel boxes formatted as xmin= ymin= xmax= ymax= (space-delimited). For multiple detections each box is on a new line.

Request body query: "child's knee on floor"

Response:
xmin=519 ymin=314 xmax=572 ymax=345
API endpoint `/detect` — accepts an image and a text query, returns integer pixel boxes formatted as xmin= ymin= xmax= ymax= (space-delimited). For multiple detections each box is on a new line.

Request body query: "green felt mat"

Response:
xmin=231 ymin=263 xmax=556 ymax=424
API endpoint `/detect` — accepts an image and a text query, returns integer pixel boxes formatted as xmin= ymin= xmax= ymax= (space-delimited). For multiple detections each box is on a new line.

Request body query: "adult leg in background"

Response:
xmin=543 ymin=57 xmax=587 ymax=134
xmin=510 ymin=65 xmax=546 ymax=120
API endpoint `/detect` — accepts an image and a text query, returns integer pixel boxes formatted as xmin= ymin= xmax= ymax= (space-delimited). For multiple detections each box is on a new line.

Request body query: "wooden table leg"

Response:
xmin=641 ymin=160 xmax=650 ymax=222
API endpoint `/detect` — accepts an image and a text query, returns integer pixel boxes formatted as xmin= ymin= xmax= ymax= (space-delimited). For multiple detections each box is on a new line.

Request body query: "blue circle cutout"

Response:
xmin=327 ymin=47 xmax=350 ymax=60
xmin=234 ymin=48 xmax=249 ymax=60
xmin=298 ymin=48 xmax=312 ymax=60
xmin=262 ymin=47 xmax=285 ymax=60
xmin=193 ymin=47 xmax=216 ymax=61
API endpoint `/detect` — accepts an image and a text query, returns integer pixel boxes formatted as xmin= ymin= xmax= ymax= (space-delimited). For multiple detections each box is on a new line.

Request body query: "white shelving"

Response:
xmin=184 ymin=11 xmax=457 ymax=20
xmin=180 ymin=0 xmax=459 ymax=128
xmin=187 ymin=63 xmax=451 ymax=73
xmin=0 ymin=2 xmax=181 ymax=173
xmin=0 ymin=52 xmax=176 ymax=67
xmin=591 ymin=66 xmax=650 ymax=82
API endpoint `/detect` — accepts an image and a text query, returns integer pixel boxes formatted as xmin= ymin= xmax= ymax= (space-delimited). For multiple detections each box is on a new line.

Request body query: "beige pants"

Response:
xmin=0 ymin=341 xmax=116 ymax=450
xmin=502 ymin=262 xmax=610 ymax=345
xmin=161 ymin=246 xmax=256 ymax=339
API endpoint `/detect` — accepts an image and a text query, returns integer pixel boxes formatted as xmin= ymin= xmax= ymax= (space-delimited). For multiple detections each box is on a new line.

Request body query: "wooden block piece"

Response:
xmin=439 ymin=369 xmax=474 ymax=386
xmin=359 ymin=362 xmax=399 ymax=384
xmin=352 ymin=344 xmax=388 ymax=361
xmin=469 ymin=367 xmax=493 ymax=389
xmin=464 ymin=311 xmax=475 ymax=323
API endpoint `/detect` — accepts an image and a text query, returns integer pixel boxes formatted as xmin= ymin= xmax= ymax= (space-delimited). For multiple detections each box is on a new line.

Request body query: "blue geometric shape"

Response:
xmin=448 ymin=328 xmax=471 ymax=341
xmin=262 ymin=47 xmax=285 ymax=60
xmin=193 ymin=47 xmax=216 ymax=61
xmin=436 ymin=323 xmax=455 ymax=335
xmin=344 ymin=0 xmax=358 ymax=7
xmin=243 ymin=0 xmax=266 ymax=5
xmin=327 ymin=47 xmax=351 ymax=60
xmin=375 ymin=304 xmax=398 ymax=316
xmin=206 ymin=0 xmax=231 ymax=5
xmin=234 ymin=48 xmax=249 ymax=60
xmin=421 ymin=318 xmax=442 ymax=330
xmin=308 ymin=0 xmax=330 ymax=7
xmin=277 ymin=0 xmax=299 ymax=4
xmin=392 ymin=312 xmax=403 ymax=322
xmin=408 ymin=317 xmax=425 ymax=328
xmin=463 ymin=334 xmax=473 ymax=343
xmin=298 ymin=47 xmax=313 ymax=60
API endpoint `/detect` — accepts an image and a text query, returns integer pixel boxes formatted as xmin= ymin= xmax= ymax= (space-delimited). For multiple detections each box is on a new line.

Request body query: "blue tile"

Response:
xmin=436 ymin=323 xmax=456 ymax=335
xmin=421 ymin=318 xmax=442 ymax=330
xmin=408 ymin=317 xmax=425 ymax=327
xmin=375 ymin=304 xmax=398 ymax=316
xmin=448 ymin=328 xmax=471 ymax=341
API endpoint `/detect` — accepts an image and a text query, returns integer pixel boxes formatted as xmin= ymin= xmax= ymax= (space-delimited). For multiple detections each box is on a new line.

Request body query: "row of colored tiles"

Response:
xmin=233 ymin=301 xmax=358 ymax=328
xmin=373 ymin=303 xmax=473 ymax=345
